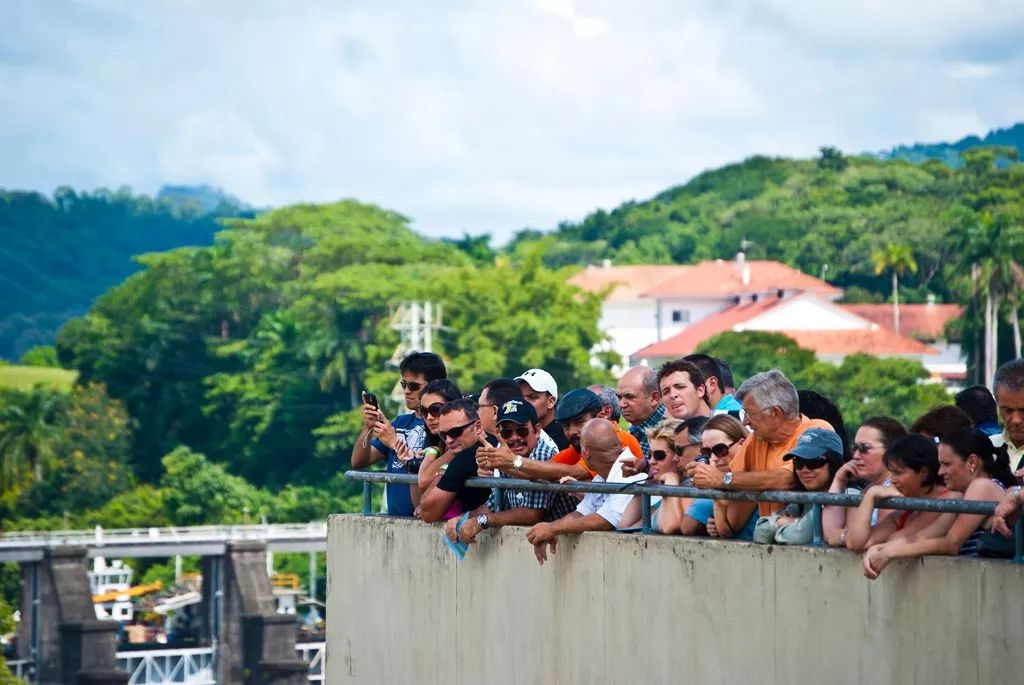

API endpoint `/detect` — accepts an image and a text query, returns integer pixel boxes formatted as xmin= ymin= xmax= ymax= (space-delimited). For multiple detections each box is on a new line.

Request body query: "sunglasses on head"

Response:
xmin=418 ymin=402 xmax=444 ymax=418
xmin=851 ymin=442 xmax=880 ymax=454
xmin=498 ymin=424 xmax=531 ymax=440
xmin=400 ymin=379 xmax=423 ymax=392
xmin=698 ymin=441 xmax=737 ymax=459
xmin=794 ymin=457 xmax=829 ymax=470
xmin=439 ymin=422 xmax=474 ymax=442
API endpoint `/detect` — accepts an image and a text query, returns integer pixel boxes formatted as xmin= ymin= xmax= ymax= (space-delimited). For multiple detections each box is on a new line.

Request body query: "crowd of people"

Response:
xmin=350 ymin=351 xmax=1024 ymax=577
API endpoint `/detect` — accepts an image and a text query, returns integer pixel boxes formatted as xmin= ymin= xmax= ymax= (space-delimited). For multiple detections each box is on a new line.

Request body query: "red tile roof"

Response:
xmin=840 ymin=304 xmax=962 ymax=340
xmin=632 ymin=300 xmax=937 ymax=360
xmin=632 ymin=297 xmax=783 ymax=357
xmin=782 ymin=329 xmax=937 ymax=356
xmin=641 ymin=260 xmax=843 ymax=299
xmin=568 ymin=265 xmax=691 ymax=301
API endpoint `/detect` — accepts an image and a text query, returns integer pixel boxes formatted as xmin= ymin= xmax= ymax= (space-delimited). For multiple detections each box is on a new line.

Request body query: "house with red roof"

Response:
xmin=569 ymin=256 xmax=965 ymax=383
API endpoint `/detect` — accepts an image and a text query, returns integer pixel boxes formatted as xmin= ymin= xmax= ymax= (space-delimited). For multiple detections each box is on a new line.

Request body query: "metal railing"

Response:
xmin=7 ymin=659 xmax=30 ymax=680
xmin=296 ymin=641 xmax=325 ymax=683
xmin=346 ymin=469 xmax=1024 ymax=562
xmin=116 ymin=647 xmax=216 ymax=685
xmin=0 ymin=522 xmax=327 ymax=561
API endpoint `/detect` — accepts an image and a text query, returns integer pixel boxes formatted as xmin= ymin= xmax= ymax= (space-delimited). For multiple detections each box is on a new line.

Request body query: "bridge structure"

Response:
xmin=0 ymin=523 xmax=326 ymax=685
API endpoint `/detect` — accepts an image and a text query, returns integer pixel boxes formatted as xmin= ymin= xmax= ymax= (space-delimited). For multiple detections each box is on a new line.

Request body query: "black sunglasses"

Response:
xmin=439 ymin=422 xmax=474 ymax=442
xmin=651 ymin=449 xmax=673 ymax=461
xmin=698 ymin=441 xmax=737 ymax=459
xmin=794 ymin=457 xmax=829 ymax=470
xmin=418 ymin=402 xmax=444 ymax=418
xmin=400 ymin=379 xmax=423 ymax=392
xmin=498 ymin=424 xmax=531 ymax=440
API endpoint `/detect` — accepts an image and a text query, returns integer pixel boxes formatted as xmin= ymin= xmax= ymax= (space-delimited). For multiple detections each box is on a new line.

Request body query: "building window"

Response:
xmin=671 ymin=309 xmax=690 ymax=323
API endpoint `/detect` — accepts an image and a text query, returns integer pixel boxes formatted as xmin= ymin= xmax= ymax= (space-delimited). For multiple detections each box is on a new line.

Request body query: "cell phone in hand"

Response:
xmin=364 ymin=392 xmax=378 ymax=408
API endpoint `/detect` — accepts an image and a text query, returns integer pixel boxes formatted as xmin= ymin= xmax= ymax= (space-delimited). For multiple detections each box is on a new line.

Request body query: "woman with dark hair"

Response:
xmin=823 ymin=416 xmax=907 ymax=547
xmin=862 ymin=429 xmax=1015 ymax=578
xmin=754 ymin=427 xmax=844 ymax=545
xmin=843 ymin=434 xmax=958 ymax=552
xmin=392 ymin=379 xmax=462 ymax=518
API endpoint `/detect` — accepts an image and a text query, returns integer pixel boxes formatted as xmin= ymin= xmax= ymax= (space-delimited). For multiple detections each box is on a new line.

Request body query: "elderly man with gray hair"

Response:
xmin=686 ymin=369 xmax=836 ymax=518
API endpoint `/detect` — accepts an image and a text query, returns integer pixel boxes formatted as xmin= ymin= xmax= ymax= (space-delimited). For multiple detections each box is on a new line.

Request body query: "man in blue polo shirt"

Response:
xmin=349 ymin=351 xmax=446 ymax=516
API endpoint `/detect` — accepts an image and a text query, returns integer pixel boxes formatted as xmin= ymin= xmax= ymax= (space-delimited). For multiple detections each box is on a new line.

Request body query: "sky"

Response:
xmin=2 ymin=0 xmax=1023 ymax=242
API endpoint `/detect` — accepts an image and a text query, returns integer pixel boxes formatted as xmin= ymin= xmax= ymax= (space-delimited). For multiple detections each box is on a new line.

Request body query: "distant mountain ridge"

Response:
xmin=878 ymin=122 xmax=1024 ymax=166
xmin=0 ymin=185 xmax=253 ymax=360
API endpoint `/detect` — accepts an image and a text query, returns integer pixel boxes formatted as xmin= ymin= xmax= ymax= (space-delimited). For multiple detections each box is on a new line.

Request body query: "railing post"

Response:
xmin=811 ymin=503 xmax=823 ymax=547
xmin=362 ymin=481 xmax=372 ymax=515
xmin=641 ymin=494 xmax=653 ymax=534
xmin=1015 ymin=515 xmax=1023 ymax=564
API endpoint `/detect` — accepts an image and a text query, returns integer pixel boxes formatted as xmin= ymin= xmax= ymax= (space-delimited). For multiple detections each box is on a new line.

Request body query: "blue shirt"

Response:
xmin=715 ymin=394 xmax=742 ymax=413
xmin=371 ymin=413 xmax=427 ymax=517
xmin=685 ymin=499 xmax=758 ymax=540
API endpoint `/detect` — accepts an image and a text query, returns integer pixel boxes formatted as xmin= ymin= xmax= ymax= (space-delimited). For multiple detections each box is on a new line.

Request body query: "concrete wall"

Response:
xmin=326 ymin=516 xmax=1024 ymax=685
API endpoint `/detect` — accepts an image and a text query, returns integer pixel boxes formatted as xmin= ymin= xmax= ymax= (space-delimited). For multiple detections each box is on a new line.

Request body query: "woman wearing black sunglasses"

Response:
xmin=409 ymin=380 xmax=463 ymax=519
xmin=619 ymin=419 xmax=682 ymax=530
xmin=687 ymin=415 xmax=757 ymax=540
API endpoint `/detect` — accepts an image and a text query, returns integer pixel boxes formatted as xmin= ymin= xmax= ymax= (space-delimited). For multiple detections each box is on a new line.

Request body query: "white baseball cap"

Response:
xmin=515 ymin=368 xmax=558 ymax=400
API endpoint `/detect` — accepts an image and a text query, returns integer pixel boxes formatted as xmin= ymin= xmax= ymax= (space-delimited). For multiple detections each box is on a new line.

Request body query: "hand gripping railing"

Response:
xmin=345 ymin=469 xmax=1024 ymax=562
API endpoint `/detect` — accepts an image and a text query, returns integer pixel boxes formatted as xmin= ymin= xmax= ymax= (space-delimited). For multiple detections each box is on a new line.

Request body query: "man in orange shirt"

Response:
xmin=482 ymin=389 xmax=642 ymax=481
xmin=688 ymin=369 xmax=834 ymax=516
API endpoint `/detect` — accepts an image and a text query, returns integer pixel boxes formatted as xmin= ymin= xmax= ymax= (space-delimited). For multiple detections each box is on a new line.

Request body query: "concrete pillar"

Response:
xmin=17 ymin=547 xmax=129 ymax=685
xmin=201 ymin=541 xmax=307 ymax=685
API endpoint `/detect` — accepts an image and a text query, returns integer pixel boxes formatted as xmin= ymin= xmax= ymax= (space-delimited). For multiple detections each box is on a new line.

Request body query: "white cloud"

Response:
xmin=0 ymin=0 xmax=1022 ymax=242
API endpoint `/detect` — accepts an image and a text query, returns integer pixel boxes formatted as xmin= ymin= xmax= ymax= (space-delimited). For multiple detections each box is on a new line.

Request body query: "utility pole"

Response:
xmin=387 ymin=301 xmax=444 ymax=402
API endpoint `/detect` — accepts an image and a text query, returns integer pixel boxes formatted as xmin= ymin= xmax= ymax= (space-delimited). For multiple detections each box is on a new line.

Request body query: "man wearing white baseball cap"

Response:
xmin=515 ymin=368 xmax=569 ymax=450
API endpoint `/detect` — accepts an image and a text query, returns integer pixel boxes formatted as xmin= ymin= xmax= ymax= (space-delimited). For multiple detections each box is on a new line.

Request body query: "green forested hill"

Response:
xmin=0 ymin=186 xmax=250 ymax=360
xmin=880 ymin=123 xmax=1024 ymax=167
xmin=510 ymin=147 xmax=1024 ymax=307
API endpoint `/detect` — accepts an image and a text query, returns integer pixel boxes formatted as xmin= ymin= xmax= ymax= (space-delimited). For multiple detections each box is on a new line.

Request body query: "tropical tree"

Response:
xmin=0 ymin=387 xmax=66 ymax=489
xmin=871 ymin=242 xmax=918 ymax=334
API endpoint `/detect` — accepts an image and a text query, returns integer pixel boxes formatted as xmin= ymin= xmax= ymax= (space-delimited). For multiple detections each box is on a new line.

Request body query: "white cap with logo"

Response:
xmin=515 ymin=368 xmax=558 ymax=400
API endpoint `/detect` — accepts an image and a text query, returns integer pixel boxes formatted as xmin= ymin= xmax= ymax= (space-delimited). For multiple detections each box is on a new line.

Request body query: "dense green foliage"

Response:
xmin=55 ymin=200 xmax=613 ymax=489
xmin=0 ymin=186 xmax=250 ymax=360
xmin=512 ymin=146 xmax=1024 ymax=382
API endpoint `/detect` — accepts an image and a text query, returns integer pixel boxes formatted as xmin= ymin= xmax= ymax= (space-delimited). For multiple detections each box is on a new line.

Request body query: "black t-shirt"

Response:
xmin=544 ymin=419 xmax=569 ymax=451
xmin=436 ymin=436 xmax=499 ymax=512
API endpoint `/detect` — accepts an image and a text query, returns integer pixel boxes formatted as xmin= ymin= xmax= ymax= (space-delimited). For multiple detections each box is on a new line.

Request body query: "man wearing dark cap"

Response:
xmin=455 ymin=399 xmax=577 ymax=544
xmin=478 ymin=389 xmax=642 ymax=482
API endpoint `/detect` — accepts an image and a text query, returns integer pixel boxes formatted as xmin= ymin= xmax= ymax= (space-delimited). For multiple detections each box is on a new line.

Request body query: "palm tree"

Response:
xmin=0 ymin=387 xmax=65 ymax=491
xmin=871 ymin=243 xmax=918 ymax=334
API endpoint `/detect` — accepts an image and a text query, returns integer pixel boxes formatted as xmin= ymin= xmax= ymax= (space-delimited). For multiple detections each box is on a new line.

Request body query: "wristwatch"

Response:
xmin=477 ymin=514 xmax=489 ymax=529
xmin=513 ymin=455 xmax=524 ymax=470
xmin=723 ymin=471 xmax=734 ymax=489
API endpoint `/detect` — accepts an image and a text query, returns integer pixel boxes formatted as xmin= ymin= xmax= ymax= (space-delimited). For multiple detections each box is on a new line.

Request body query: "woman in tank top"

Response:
xmin=843 ymin=434 xmax=959 ymax=552
xmin=862 ymin=429 xmax=1017 ymax=578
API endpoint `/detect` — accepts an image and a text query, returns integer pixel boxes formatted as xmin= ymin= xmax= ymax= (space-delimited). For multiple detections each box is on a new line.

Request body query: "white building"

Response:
xmin=569 ymin=256 xmax=965 ymax=383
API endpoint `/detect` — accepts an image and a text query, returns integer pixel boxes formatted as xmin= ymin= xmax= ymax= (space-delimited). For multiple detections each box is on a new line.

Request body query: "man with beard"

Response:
xmin=452 ymin=399 xmax=577 ymax=544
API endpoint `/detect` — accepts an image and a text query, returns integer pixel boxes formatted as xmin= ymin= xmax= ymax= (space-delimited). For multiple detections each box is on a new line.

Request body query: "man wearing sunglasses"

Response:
xmin=455 ymin=400 xmax=577 ymax=544
xmin=478 ymin=389 xmax=643 ymax=483
xmin=419 ymin=399 xmax=497 ymax=523
xmin=350 ymin=352 xmax=446 ymax=517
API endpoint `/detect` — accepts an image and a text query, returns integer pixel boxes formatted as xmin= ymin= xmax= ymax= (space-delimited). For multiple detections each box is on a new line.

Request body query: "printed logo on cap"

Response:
xmin=502 ymin=400 xmax=523 ymax=415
